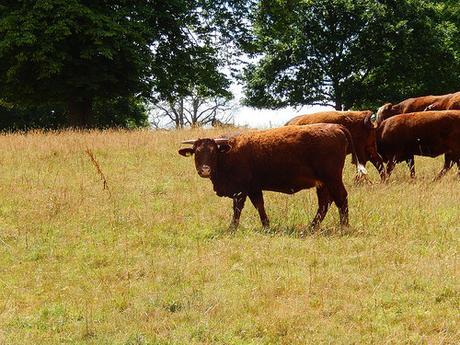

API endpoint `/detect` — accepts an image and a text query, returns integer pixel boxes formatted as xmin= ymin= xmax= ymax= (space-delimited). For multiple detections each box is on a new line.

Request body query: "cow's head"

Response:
xmin=178 ymin=138 xmax=231 ymax=178
xmin=376 ymin=103 xmax=394 ymax=123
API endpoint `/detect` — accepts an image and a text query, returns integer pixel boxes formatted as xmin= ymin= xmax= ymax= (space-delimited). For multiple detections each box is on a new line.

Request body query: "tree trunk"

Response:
xmin=67 ymin=98 xmax=92 ymax=128
xmin=333 ymin=80 xmax=343 ymax=111
xmin=335 ymin=88 xmax=343 ymax=111
xmin=178 ymin=98 xmax=184 ymax=129
xmin=191 ymin=98 xmax=199 ymax=127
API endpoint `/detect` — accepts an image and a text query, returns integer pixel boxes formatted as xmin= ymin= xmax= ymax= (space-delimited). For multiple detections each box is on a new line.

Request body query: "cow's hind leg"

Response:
xmin=310 ymin=185 xmax=332 ymax=230
xmin=451 ymin=156 xmax=460 ymax=179
xmin=352 ymin=149 xmax=371 ymax=185
xmin=229 ymin=194 xmax=247 ymax=231
xmin=406 ymin=156 xmax=415 ymax=178
xmin=434 ymin=154 xmax=454 ymax=181
xmin=386 ymin=157 xmax=397 ymax=180
xmin=328 ymin=181 xmax=349 ymax=227
xmin=248 ymin=190 xmax=269 ymax=228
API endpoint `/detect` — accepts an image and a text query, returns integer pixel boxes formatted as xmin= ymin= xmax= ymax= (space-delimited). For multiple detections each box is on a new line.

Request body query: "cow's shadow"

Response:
xmin=211 ymin=221 xmax=361 ymax=239
xmin=250 ymin=223 xmax=358 ymax=238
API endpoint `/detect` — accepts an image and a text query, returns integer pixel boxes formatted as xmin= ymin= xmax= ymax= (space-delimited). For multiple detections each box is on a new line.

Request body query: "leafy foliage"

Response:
xmin=0 ymin=0 xmax=251 ymax=127
xmin=0 ymin=102 xmax=66 ymax=131
xmin=0 ymin=97 xmax=148 ymax=131
xmin=243 ymin=0 xmax=460 ymax=110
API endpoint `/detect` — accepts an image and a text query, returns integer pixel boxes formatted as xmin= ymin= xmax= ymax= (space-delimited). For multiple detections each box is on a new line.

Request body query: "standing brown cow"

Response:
xmin=376 ymin=91 xmax=460 ymax=178
xmin=377 ymin=111 xmax=460 ymax=180
xmin=286 ymin=111 xmax=385 ymax=180
xmin=179 ymin=124 xmax=366 ymax=230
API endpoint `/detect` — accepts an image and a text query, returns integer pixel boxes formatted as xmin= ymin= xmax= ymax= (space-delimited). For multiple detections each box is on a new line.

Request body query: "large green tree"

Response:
xmin=243 ymin=0 xmax=460 ymax=111
xmin=0 ymin=96 xmax=148 ymax=131
xmin=0 ymin=0 xmax=250 ymax=127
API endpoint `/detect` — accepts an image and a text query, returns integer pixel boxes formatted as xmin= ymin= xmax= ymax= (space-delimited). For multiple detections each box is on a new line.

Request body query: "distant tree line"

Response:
xmin=0 ymin=0 xmax=458 ymax=130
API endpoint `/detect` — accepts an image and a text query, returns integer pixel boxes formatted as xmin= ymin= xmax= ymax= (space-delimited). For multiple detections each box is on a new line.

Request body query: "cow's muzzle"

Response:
xmin=198 ymin=165 xmax=211 ymax=178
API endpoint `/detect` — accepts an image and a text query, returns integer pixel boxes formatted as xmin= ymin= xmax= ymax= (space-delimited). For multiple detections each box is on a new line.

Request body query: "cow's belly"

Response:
xmin=407 ymin=141 xmax=445 ymax=158
xmin=260 ymin=176 xmax=321 ymax=194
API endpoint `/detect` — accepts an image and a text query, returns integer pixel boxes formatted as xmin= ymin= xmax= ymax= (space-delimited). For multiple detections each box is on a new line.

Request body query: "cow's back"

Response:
xmin=399 ymin=95 xmax=443 ymax=113
xmin=446 ymin=92 xmax=460 ymax=110
xmin=232 ymin=124 xmax=348 ymax=166
xmin=286 ymin=110 xmax=378 ymax=162
xmin=222 ymin=124 xmax=349 ymax=193
xmin=378 ymin=110 xmax=460 ymax=159
xmin=286 ymin=110 xmax=371 ymax=127
xmin=285 ymin=111 xmax=372 ymax=144
xmin=378 ymin=94 xmax=453 ymax=122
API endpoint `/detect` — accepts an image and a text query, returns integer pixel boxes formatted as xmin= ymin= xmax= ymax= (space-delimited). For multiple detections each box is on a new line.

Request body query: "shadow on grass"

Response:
xmin=263 ymin=224 xmax=360 ymax=238
xmin=212 ymin=223 xmax=361 ymax=239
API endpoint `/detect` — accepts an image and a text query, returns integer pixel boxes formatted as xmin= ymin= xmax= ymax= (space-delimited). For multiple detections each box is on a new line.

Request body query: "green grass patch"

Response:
xmin=0 ymin=129 xmax=458 ymax=344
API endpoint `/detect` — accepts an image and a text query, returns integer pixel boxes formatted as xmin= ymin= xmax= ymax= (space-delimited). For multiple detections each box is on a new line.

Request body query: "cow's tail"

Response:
xmin=340 ymin=126 xmax=368 ymax=176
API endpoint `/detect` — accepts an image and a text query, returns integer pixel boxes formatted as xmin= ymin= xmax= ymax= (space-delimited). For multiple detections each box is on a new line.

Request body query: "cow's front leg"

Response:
xmin=369 ymin=151 xmax=386 ymax=182
xmin=248 ymin=190 xmax=269 ymax=229
xmin=229 ymin=194 xmax=246 ymax=231
xmin=385 ymin=157 xmax=396 ymax=181
xmin=406 ymin=156 xmax=416 ymax=178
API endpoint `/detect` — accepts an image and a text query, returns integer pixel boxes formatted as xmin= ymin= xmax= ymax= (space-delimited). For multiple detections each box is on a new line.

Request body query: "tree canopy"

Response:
xmin=243 ymin=0 xmax=460 ymax=111
xmin=0 ymin=0 xmax=251 ymax=128
xmin=0 ymin=0 xmax=458 ymax=129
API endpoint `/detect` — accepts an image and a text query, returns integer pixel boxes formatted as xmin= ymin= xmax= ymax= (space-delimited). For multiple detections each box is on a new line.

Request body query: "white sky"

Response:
xmin=230 ymin=82 xmax=333 ymax=128
xmin=233 ymin=104 xmax=333 ymax=128
xmin=149 ymin=71 xmax=334 ymax=129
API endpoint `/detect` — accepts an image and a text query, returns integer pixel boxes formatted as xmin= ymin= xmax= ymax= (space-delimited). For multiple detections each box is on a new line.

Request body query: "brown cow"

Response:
xmin=376 ymin=94 xmax=454 ymax=124
xmin=377 ymin=111 xmax=460 ymax=180
xmin=426 ymin=91 xmax=460 ymax=111
xmin=179 ymin=124 xmax=367 ymax=230
xmin=286 ymin=110 xmax=384 ymax=180
xmin=377 ymin=92 xmax=460 ymax=177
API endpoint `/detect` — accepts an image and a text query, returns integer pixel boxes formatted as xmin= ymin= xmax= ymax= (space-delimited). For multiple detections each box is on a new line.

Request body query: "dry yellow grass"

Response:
xmin=0 ymin=128 xmax=458 ymax=344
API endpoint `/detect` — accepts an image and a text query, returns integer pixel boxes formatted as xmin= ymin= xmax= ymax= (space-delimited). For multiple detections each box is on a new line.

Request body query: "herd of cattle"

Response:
xmin=179 ymin=91 xmax=460 ymax=230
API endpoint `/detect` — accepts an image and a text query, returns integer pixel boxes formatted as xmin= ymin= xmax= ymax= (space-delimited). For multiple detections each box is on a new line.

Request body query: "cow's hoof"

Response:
xmin=227 ymin=224 xmax=238 ymax=233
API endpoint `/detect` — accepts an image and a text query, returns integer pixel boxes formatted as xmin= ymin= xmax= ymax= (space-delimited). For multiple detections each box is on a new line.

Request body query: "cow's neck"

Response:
xmin=210 ymin=153 xmax=240 ymax=197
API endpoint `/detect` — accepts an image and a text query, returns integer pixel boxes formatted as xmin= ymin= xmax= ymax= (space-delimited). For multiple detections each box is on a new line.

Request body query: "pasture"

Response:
xmin=0 ymin=129 xmax=458 ymax=344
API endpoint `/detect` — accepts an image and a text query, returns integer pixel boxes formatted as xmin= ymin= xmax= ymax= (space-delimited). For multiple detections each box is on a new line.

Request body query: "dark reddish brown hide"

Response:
xmin=376 ymin=94 xmax=454 ymax=124
xmin=377 ymin=92 xmax=460 ymax=178
xmin=426 ymin=91 xmax=460 ymax=111
xmin=377 ymin=110 xmax=460 ymax=180
xmin=286 ymin=111 xmax=384 ymax=180
xmin=179 ymin=124 xmax=354 ymax=230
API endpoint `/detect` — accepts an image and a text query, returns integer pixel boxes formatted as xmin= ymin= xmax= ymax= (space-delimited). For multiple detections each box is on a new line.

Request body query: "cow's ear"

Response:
xmin=218 ymin=143 xmax=231 ymax=153
xmin=178 ymin=148 xmax=194 ymax=157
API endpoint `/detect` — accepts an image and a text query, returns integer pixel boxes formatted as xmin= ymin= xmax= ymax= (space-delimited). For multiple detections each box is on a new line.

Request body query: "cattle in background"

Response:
xmin=377 ymin=110 xmax=460 ymax=180
xmin=376 ymin=93 xmax=455 ymax=124
xmin=426 ymin=91 xmax=460 ymax=111
xmin=179 ymin=124 xmax=367 ymax=230
xmin=285 ymin=111 xmax=385 ymax=180
xmin=376 ymin=91 xmax=460 ymax=177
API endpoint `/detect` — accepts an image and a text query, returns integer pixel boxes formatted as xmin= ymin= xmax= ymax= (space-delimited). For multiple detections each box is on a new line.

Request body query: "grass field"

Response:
xmin=0 ymin=128 xmax=458 ymax=344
